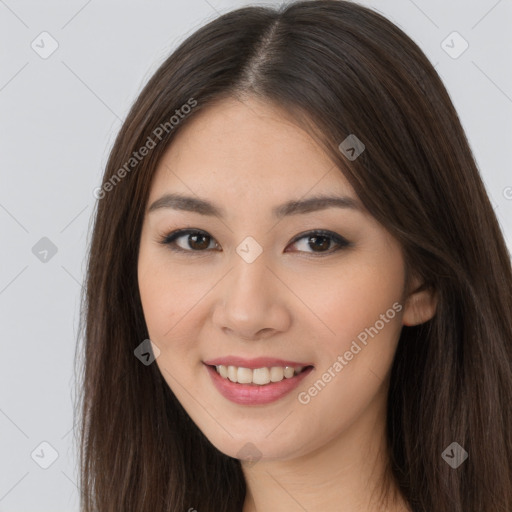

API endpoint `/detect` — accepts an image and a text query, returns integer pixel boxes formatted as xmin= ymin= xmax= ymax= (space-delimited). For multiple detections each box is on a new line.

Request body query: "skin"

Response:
xmin=137 ymin=96 xmax=436 ymax=512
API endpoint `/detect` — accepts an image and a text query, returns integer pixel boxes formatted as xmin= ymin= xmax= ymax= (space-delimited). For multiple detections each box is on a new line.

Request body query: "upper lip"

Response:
xmin=203 ymin=356 xmax=313 ymax=369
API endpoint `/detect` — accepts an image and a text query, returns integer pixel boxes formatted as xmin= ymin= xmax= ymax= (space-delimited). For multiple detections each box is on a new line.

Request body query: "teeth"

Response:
xmin=214 ymin=365 xmax=306 ymax=385
xmin=237 ymin=367 xmax=252 ymax=384
xmin=270 ymin=367 xmax=284 ymax=382
xmin=283 ymin=366 xmax=295 ymax=378
xmin=227 ymin=365 xmax=237 ymax=382
xmin=253 ymin=367 xmax=270 ymax=385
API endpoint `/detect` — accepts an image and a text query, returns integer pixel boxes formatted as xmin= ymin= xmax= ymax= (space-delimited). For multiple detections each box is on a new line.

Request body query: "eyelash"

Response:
xmin=157 ymin=228 xmax=351 ymax=257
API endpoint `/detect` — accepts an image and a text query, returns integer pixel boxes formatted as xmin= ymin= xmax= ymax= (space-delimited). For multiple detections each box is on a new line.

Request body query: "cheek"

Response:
xmin=296 ymin=317 xmax=400 ymax=448
xmin=137 ymin=245 xmax=217 ymax=374
xmin=138 ymin=259 xmax=203 ymax=398
xmin=138 ymin=246 xmax=193 ymax=344
xmin=138 ymin=262 xmax=174 ymax=340
xmin=300 ymin=248 xmax=405 ymax=368
xmin=289 ymin=265 xmax=404 ymax=452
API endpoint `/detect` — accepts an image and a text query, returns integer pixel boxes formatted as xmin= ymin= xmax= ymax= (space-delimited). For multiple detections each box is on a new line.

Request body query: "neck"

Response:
xmin=241 ymin=384 xmax=410 ymax=512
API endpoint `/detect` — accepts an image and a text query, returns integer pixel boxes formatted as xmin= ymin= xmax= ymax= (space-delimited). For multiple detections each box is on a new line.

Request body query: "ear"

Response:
xmin=402 ymin=274 xmax=437 ymax=326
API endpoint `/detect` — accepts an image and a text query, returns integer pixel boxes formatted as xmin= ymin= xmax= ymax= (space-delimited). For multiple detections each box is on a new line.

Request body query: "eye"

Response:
xmin=287 ymin=229 xmax=351 ymax=255
xmin=158 ymin=228 xmax=351 ymax=256
xmin=159 ymin=229 xmax=219 ymax=253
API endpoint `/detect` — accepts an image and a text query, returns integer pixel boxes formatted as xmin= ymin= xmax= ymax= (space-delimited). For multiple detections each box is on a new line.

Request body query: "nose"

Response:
xmin=211 ymin=252 xmax=292 ymax=341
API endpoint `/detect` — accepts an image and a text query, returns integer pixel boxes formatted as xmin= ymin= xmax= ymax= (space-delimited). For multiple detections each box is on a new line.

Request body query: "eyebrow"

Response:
xmin=147 ymin=192 xmax=361 ymax=219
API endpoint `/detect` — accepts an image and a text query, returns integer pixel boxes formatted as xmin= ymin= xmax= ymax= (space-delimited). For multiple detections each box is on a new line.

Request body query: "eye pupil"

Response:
xmin=189 ymin=233 xmax=210 ymax=250
xmin=309 ymin=235 xmax=330 ymax=251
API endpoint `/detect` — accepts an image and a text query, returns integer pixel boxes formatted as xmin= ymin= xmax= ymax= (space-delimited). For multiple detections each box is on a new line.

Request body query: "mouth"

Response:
xmin=203 ymin=359 xmax=314 ymax=405
xmin=211 ymin=364 xmax=312 ymax=385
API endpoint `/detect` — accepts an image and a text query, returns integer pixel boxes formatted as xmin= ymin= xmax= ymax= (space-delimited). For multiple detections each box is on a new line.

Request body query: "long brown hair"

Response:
xmin=76 ymin=1 xmax=512 ymax=510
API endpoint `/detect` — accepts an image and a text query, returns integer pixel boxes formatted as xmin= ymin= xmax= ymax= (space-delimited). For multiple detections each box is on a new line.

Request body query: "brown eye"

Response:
xmin=287 ymin=230 xmax=351 ymax=255
xmin=160 ymin=229 xmax=218 ymax=252
xmin=306 ymin=234 xmax=331 ymax=252
xmin=186 ymin=233 xmax=211 ymax=250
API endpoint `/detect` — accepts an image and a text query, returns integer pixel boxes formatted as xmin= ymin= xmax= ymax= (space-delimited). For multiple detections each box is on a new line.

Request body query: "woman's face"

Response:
xmin=138 ymin=96 xmax=423 ymax=462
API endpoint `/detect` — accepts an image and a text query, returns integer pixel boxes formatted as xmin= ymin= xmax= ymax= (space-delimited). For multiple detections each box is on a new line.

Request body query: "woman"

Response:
xmin=77 ymin=1 xmax=512 ymax=511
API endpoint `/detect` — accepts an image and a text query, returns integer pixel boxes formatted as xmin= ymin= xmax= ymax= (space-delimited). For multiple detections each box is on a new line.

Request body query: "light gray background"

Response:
xmin=0 ymin=0 xmax=511 ymax=510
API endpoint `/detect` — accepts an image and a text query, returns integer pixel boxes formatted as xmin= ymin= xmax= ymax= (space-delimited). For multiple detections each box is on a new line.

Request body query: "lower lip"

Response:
xmin=204 ymin=364 xmax=313 ymax=405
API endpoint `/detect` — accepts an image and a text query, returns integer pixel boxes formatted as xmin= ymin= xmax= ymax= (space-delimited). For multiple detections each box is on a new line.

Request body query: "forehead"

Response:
xmin=149 ymin=96 xmax=355 ymax=205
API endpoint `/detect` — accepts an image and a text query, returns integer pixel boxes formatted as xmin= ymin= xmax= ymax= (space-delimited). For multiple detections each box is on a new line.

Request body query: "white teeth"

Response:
xmin=227 ymin=365 xmax=237 ymax=382
xmin=270 ymin=367 xmax=284 ymax=382
xmin=252 ymin=367 xmax=270 ymax=385
xmin=283 ymin=366 xmax=295 ymax=378
xmin=237 ymin=367 xmax=253 ymax=384
xmin=214 ymin=364 xmax=307 ymax=385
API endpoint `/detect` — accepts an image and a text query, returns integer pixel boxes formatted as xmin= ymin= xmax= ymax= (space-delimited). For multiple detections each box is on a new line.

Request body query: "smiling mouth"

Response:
xmin=209 ymin=364 xmax=313 ymax=386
